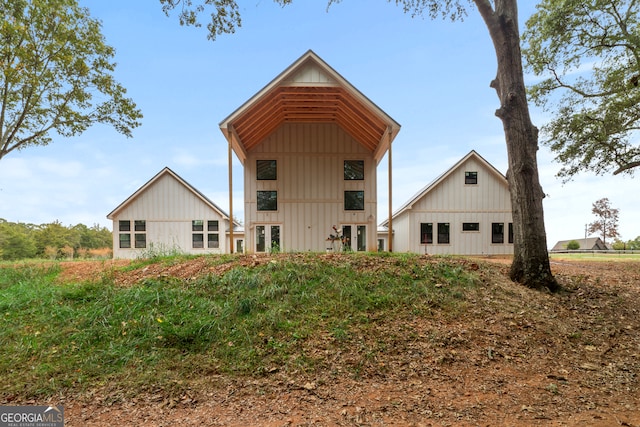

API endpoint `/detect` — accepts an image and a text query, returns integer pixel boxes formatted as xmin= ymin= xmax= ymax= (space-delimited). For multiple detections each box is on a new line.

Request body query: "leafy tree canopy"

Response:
xmin=0 ymin=0 xmax=142 ymax=161
xmin=523 ymin=0 xmax=640 ymax=180
xmin=588 ymin=198 xmax=621 ymax=246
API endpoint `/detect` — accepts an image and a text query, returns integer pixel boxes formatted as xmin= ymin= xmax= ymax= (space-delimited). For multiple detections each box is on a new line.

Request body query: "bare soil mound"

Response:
xmin=52 ymin=256 xmax=640 ymax=426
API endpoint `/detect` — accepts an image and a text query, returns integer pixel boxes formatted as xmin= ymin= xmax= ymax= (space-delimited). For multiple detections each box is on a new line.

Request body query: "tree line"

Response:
xmin=0 ymin=219 xmax=112 ymax=261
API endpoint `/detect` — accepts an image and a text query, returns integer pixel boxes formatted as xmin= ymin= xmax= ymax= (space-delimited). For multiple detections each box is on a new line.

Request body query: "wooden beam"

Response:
xmin=228 ymin=127 xmax=234 ymax=254
xmin=388 ymin=127 xmax=393 ymax=253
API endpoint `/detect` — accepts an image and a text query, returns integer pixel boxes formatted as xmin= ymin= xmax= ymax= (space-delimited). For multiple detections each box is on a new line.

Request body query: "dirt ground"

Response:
xmin=47 ymin=256 xmax=640 ymax=426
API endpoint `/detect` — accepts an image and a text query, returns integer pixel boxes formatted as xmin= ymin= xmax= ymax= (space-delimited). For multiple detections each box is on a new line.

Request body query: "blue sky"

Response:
xmin=0 ymin=0 xmax=638 ymax=248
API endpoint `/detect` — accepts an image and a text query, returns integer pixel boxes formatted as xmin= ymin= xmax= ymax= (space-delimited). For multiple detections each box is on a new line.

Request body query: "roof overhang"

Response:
xmin=219 ymin=50 xmax=400 ymax=165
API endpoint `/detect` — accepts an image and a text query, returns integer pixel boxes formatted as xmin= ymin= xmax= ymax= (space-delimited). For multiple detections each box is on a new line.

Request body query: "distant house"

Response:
xmin=219 ymin=50 xmax=400 ymax=253
xmin=107 ymin=167 xmax=243 ymax=259
xmin=551 ymin=237 xmax=609 ymax=251
xmin=379 ymin=151 xmax=514 ymax=255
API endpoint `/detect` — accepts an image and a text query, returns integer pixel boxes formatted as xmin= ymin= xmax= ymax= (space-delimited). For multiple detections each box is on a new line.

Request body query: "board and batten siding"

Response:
xmin=111 ymin=172 xmax=229 ymax=258
xmin=392 ymin=154 xmax=513 ymax=255
xmin=244 ymin=122 xmax=378 ymax=252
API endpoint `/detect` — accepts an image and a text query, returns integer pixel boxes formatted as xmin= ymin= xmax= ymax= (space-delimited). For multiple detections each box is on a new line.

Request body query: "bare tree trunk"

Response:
xmin=474 ymin=0 xmax=559 ymax=291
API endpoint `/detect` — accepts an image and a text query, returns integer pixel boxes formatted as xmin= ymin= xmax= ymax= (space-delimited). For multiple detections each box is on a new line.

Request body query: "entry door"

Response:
xmin=342 ymin=225 xmax=367 ymax=252
xmin=256 ymin=225 xmax=281 ymax=253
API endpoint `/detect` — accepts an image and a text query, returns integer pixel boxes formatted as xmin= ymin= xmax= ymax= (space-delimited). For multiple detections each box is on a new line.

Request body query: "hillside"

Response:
xmin=3 ymin=253 xmax=640 ymax=426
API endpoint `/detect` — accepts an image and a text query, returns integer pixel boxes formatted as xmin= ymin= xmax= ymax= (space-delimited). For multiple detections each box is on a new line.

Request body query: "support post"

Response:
xmin=388 ymin=128 xmax=393 ymax=252
xmin=228 ymin=130 xmax=234 ymax=254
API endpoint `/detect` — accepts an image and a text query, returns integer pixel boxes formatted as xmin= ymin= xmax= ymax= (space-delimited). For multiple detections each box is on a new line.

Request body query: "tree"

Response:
xmin=588 ymin=198 xmax=620 ymax=246
xmin=0 ymin=0 xmax=142 ymax=161
xmin=161 ymin=0 xmax=559 ymax=291
xmin=522 ymin=0 xmax=640 ymax=180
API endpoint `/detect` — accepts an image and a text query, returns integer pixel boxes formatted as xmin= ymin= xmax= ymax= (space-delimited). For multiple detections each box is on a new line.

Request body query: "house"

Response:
xmin=379 ymin=151 xmax=514 ymax=255
xmin=107 ymin=167 xmax=243 ymax=259
xmin=551 ymin=237 xmax=609 ymax=251
xmin=219 ymin=50 xmax=400 ymax=253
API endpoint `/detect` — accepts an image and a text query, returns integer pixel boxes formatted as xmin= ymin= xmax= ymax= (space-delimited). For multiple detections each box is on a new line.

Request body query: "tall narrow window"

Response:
xmin=437 ymin=223 xmax=450 ymax=244
xmin=257 ymin=160 xmax=277 ymax=180
xmin=356 ymin=225 xmax=366 ymax=251
xmin=465 ymin=171 xmax=478 ymax=185
xmin=492 ymin=223 xmax=505 ymax=244
xmin=257 ymin=191 xmax=277 ymax=211
xmin=256 ymin=226 xmax=266 ymax=252
xmin=344 ymin=191 xmax=364 ymax=210
xmin=192 ymin=220 xmax=204 ymax=248
xmin=344 ymin=160 xmax=365 ymax=180
xmin=207 ymin=220 xmax=219 ymax=248
xmin=420 ymin=223 xmax=433 ymax=244
xmin=208 ymin=233 xmax=219 ymax=249
xmin=508 ymin=222 xmax=514 ymax=244
xmin=119 ymin=220 xmax=131 ymax=248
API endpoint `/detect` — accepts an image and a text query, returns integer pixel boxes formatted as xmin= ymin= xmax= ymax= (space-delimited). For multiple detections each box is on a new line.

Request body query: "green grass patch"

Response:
xmin=0 ymin=253 xmax=479 ymax=399
xmin=550 ymin=252 xmax=640 ymax=261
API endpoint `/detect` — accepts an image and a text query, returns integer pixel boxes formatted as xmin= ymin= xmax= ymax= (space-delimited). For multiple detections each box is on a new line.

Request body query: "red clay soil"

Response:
xmin=43 ymin=256 xmax=640 ymax=425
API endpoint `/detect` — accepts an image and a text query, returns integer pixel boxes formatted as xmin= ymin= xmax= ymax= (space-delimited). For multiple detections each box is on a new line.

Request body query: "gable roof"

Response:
xmin=107 ymin=167 xmax=238 ymax=227
xmin=551 ymin=237 xmax=609 ymax=251
xmin=219 ymin=50 xmax=401 ymax=165
xmin=380 ymin=150 xmax=509 ymax=227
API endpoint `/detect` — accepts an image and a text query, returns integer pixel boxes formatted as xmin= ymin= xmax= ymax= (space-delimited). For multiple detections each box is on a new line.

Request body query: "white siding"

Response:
xmin=111 ymin=172 xmax=231 ymax=259
xmin=391 ymin=155 xmax=513 ymax=255
xmin=244 ymin=122 xmax=378 ymax=252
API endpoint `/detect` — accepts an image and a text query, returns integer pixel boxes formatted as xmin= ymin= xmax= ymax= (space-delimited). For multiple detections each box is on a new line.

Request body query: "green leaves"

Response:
xmin=0 ymin=0 xmax=142 ymax=160
xmin=523 ymin=0 xmax=640 ymax=179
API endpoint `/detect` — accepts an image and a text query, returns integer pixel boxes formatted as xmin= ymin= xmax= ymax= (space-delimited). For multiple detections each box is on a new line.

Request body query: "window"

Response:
xmin=192 ymin=233 xmax=204 ymax=248
xmin=344 ymin=160 xmax=364 ymax=180
xmin=208 ymin=233 xmax=219 ymax=248
xmin=437 ymin=223 xmax=450 ymax=244
xmin=135 ymin=233 xmax=146 ymax=248
xmin=465 ymin=171 xmax=478 ymax=185
xmin=207 ymin=220 xmax=219 ymax=248
xmin=119 ymin=233 xmax=131 ymax=249
xmin=257 ymin=191 xmax=278 ymax=211
xmin=118 ymin=220 xmax=131 ymax=248
xmin=508 ymin=222 xmax=514 ymax=244
xmin=344 ymin=191 xmax=364 ymax=210
xmin=462 ymin=222 xmax=480 ymax=231
xmin=134 ymin=220 xmax=146 ymax=232
xmin=257 ymin=160 xmax=277 ymax=180
xmin=192 ymin=220 xmax=204 ymax=248
xmin=492 ymin=223 xmax=505 ymax=244
xmin=420 ymin=223 xmax=433 ymax=244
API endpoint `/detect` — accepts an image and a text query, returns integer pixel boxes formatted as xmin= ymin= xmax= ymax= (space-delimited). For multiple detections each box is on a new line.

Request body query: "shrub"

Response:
xmin=566 ymin=240 xmax=580 ymax=250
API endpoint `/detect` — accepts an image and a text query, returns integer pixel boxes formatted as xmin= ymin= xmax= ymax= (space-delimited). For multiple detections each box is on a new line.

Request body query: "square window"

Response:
xmin=465 ymin=171 xmax=478 ymax=185
xmin=257 ymin=191 xmax=278 ymax=211
xmin=134 ymin=220 xmax=146 ymax=232
xmin=344 ymin=191 xmax=365 ymax=210
xmin=437 ymin=223 xmax=450 ymax=244
xmin=208 ymin=220 xmax=219 ymax=232
xmin=208 ymin=233 xmax=219 ymax=248
xmin=344 ymin=160 xmax=365 ymax=180
xmin=134 ymin=233 xmax=146 ymax=248
xmin=192 ymin=220 xmax=204 ymax=231
xmin=119 ymin=233 xmax=131 ymax=248
xmin=462 ymin=222 xmax=480 ymax=231
xmin=119 ymin=220 xmax=131 ymax=232
xmin=257 ymin=160 xmax=277 ymax=180
xmin=492 ymin=223 xmax=505 ymax=244
xmin=192 ymin=233 xmax=204 ymax=248
xmin=420 ymin=223 xmax=433 ymax=244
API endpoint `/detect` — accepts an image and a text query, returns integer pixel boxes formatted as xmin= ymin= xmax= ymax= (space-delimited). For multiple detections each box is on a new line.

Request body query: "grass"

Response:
xmin=550 ymin=252 xmax=640 ymax=261
xmin=0 ymin=253 xmax=479 ymax=399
